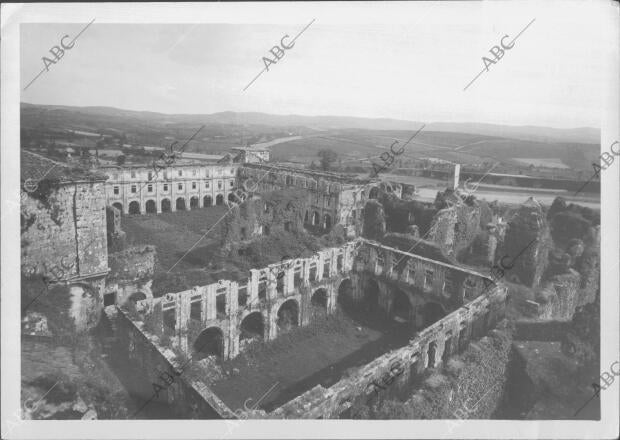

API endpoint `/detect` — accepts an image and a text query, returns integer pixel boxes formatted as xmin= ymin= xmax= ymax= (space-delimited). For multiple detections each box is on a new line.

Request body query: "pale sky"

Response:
xmin=18 ymin=1 xmax=617 ymax=129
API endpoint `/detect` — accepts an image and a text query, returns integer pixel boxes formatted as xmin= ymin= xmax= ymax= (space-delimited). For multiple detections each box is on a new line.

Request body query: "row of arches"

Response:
xmin=193 ymin=290 xmax=329 ymax=359
xmin=304 ymin=211 xmax=332 ymax=229
xmin=338 ymin=278 xmax=446 ymax=329
xmin=113 ymin=194 xmax=231 ymax=215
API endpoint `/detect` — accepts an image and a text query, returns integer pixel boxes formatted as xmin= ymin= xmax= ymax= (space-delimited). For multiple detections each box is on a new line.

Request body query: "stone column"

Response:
xmin=249 ymin=269 xmax=259 ymax=305
xmin=327 ymin=284 xmax=337 ymax=314
xmin=267 ymin=304 xmax=278 ymax=341
xmin=267 ymin=270 xmax=277 ymax=301
xmin=206 ymin=284 xmax=216 ymax=321
xmin=285 ymin=266 xmax=294 ymax=294
xmin=175 ymin=293 xmax=190 ymax=353
xmin=200 ymin=287 xmax=208 ymax=325
xmin=316 ymin=252 xmax=325 ymax=282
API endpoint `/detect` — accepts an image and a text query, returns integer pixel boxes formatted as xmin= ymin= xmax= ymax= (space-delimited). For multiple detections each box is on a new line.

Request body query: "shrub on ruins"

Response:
xmin=550 ymin=211 xmax=592 ymax=245
xmin=362 ymin=200 xmax=386 ymax=240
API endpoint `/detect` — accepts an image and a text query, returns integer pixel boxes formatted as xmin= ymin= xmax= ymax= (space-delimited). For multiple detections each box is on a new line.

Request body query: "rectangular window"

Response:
xmin=178 ymin=183 xmax=183 ymax=191
xmin=205 ymin=181 xmax=210 ymax=189
xmin=178 ymin=170 xmax=182 ymax=177
xmin=131 ymin=185 xmax=136 ymax=193
xmin=218 ymin=180 xmax=223 ymax=189
xmin=192 ymin=182 xmax=197 ymax=190
xmin=163 ymin=171 xmax=168 ymax=179
xmin=193 ymin=169 xmax=197 ymax=176
xmin=425 ymin=269 xmax=434 ymax=288
xmin=113 ymin=186 xmax=119 ymax=195
xmin=148 ymin=171 xmax=153 ymax=181
xmin=229 ymin=180 xmax=234 ymax=187
xmin=131 ymin=171 xmax=136 ymax=178
xmin=113 ymin=173 xmax=118 ymax=180
xmin=147 ymin=184 xmax=153 ymax=192
xmin=163 ymin=184 xmax=168 ymax=191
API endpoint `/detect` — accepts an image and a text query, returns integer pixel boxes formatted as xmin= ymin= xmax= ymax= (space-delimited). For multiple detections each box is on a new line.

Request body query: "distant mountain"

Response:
xmin=20 ymin=102 xmax=599 ymax=144
xmin=424 ymin=122 xmax=599 ymax=145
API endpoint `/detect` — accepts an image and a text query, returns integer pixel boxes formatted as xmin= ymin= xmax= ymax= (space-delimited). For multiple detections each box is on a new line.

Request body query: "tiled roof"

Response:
xmin=21 ymin=150 xmax=107 ymax=184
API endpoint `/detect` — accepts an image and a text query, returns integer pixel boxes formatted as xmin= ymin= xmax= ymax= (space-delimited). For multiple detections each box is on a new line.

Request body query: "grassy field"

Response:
xmin=209 ymin=310 xmax=413 ymax=412
xmin=122 ymin=206 xmax=231 ymax=273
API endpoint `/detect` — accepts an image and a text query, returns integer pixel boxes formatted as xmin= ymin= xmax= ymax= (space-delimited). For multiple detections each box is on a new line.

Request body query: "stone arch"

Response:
xmin=161 ymin=198 xmax=171 ymax=212
xmin=392 ymin=288 xmax=411 ymax=322
xmin=128 ymin=201 xmax=140 ymax=215
xmin=364 ymin=278 xmax=380 ymax=309
xmin=311 ymin=288 xmax=328 ymax=316
xmin=145 ymin=199 xmax=156 ymax=214
xmin=203 ymin=195 xmax=212 ymax=207
xmin=216 ymin=194 xmax=224 ymax=206
xmin=337 ymin=278 xmax=353 ymax=308
xmin=190 ymin=196 xmax=199 ymax=209
xmin=193 ymin=327 xmax=224 ymax=359
xmin=422 ymin=302 xmax=446 ymax=328
xmin=176 ymin=197 xmax=186 ymax=211
xmin=277 ymin=299 xmax=299 ymax=332
xmin=239 ymin=312 xmax=264 ymax=346
xmin=312 ymin=211 xmax=320 ymax=226
xmin=323 ymin=214 xmax=332 ymax=230
xmin=112 ymin=202 xmax=123 ymax=213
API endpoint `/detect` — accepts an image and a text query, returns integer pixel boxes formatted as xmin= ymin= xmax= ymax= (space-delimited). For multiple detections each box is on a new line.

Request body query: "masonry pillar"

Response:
xmin=267 ymin=270 xmax=277 ymax=302
xmin=267 ymin=303 xmax=278 ymax=341
xmin=316 ymin=252 xmax=325 ymax=282
xmin=228 ymin=283 xmax=239 ymax=359
xmin=327 ymin=284 xmax=337 ymax=314
xmin=175 ymin=293 xmax=190 ymax=354
xmin=206 ymin=285 xmax=216 ymax=321
xmin=200 ymin=287 xmax=208 ymax=325
xmin=302 ymin=259 xmax=311 ymax=285
xmin=285 ymin=266 xmax=294 ymax=294
xmin=249 ymin=269 xmax=259 ymax=305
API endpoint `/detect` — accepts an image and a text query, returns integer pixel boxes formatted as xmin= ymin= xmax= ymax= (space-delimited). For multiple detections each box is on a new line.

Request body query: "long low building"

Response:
xmin=101 ymin=163 xmax=240 ymax=214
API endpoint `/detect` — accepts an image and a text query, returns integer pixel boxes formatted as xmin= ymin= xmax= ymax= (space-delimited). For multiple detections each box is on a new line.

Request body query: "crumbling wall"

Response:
xmin=108 ymin=245 xmax=156 ymax=282
xmin=21 ymin=181 xmax=108 ymax=281
xmin=502 ymin=199 xmax=552 ymax=288
xmin=110 ymin=308 xmax=233 ymax=419
xmin=266 ymin=287 xmax=507 ymax=419
xmin=362 ymin=321 xmax=514 ymax=420
xmin=220 ymin=189 xmax=309 ymax=254
xmin=362 ymin=200 xmax=386 ymax=240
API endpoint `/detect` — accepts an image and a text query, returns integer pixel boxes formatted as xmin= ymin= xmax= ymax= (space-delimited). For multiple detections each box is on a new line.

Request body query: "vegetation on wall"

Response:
xmin=349 ymin=320 xmax=514 ymax=419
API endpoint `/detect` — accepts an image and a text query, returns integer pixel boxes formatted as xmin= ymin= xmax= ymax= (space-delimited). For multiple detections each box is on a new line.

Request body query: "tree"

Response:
xmin=317 ymin=149 xmax=338 ymax=171
xmin=116 ymin=155 xmax=126 ymax=166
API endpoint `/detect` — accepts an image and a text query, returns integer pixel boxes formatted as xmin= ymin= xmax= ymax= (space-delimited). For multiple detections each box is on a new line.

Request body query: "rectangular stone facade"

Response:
xmin=21 ymin=181 xmax=108 ymax=282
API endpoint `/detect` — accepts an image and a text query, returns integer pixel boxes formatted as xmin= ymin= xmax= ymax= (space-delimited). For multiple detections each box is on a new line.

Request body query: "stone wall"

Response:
xmin=134 ymin=241 xmax=359 ymax=359
xmin=109 ymin=308 xmax=234 ymax=419
xmin=267 ymin=285 xmax=507 ymax=418
xmin=108 ymin=245 xmax=157 ymax=282
xmin=21 ymin=181 xmax=108 ymax=282
xmin=502 ymin=199 xmax=552 ymax=288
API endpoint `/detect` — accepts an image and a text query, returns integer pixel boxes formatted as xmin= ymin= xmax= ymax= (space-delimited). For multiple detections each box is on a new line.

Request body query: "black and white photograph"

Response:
xmin=1 ymin=1 xmax=618 ymax=439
